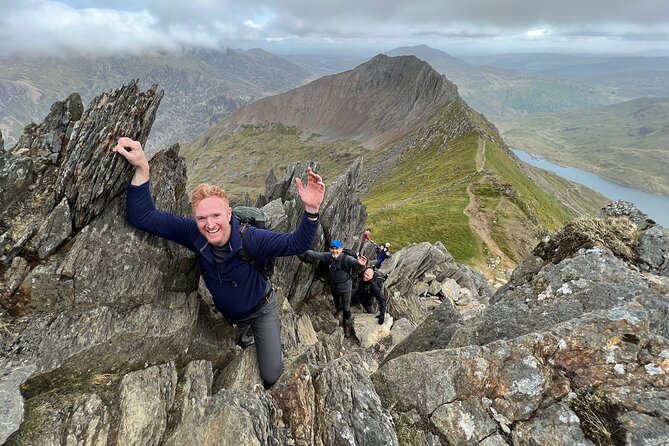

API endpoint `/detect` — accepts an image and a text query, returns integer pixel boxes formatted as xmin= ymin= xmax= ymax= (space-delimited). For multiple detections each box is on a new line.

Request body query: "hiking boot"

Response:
xmin=240 ymin=326 xmax=255 ymax=347
xmin=343 ymin=324 xmax=355 ymax=338
xmin=334 ymin=309 xmax=343 ymax=319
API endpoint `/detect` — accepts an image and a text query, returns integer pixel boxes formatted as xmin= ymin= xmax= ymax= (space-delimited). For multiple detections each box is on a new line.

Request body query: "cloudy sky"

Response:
xmin=1 ymin=0 xmax=668 ymax=58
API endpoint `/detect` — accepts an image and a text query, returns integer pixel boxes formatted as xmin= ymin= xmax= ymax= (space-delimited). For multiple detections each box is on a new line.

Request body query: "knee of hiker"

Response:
xmin=261 ymin=361 xmax=284 ymax=386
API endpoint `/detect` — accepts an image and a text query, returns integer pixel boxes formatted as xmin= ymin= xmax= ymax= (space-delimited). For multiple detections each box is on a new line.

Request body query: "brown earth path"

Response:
xmin=463 ymin=137 xmax=516 ymax=282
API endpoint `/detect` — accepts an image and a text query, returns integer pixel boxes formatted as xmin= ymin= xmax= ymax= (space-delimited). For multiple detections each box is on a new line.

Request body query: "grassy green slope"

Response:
xmin=495 ymin=97 xmax=669 ymax=194
xmin=182 ymin=124 xmax=366 ymax=202
xmin=364 ymin=131 xmax=483 ymax=262
xmin=363 ymin=101 xmax=574 ymax=266
xmin=480 ymin=140 xmax=573 ymax=262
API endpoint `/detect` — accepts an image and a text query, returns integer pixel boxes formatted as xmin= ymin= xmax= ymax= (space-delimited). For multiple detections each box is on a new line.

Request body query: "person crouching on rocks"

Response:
xmin=303 ymin=239 xmax=366 ymax=337
xmin=352 ymin=267 xmax=387 ymax=325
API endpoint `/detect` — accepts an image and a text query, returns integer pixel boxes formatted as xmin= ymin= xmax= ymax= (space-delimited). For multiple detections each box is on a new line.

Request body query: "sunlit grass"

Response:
xmin=364 ymin=125 xmax=484 ymax=264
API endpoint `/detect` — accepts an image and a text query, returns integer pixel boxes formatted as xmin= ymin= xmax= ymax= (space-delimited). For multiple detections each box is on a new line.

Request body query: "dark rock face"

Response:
xmin=54 ymin=83 xmax=163 ymax=230
xmin=2 ymin=83 xmax=668 ymax=446
xmin=0 ymin=92 xmax=83 ymax=241
xmin=0 ymin=83 xmax=215 ymax=444
xmin=0 ymin=81 xmax=161 ymax=269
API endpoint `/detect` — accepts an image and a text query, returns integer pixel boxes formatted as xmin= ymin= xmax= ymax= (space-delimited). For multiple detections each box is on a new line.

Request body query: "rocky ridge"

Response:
xmin=185 ymin=53 xmax=605 ymax=286
xmin=1 ymin=84 xmax=668 ymax=445
xmin=215 ymin=54 xmax=460 ymax=148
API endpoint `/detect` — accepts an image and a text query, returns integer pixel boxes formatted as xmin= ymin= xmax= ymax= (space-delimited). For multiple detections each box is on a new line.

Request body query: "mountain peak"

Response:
xmin=217 ymin=54 xmax=460 ymax=147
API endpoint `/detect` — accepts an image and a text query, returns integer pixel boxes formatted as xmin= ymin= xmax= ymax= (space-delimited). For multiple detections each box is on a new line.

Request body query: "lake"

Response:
xmin=511 ymin=148 xmax=669 ymax=227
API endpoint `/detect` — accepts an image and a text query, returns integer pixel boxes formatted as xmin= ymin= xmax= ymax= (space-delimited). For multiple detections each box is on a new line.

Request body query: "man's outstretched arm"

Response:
xmin=246 ymin=167 xmax=326 ymax=258
xmin=112 ymin=137 xmax=196 ymax=248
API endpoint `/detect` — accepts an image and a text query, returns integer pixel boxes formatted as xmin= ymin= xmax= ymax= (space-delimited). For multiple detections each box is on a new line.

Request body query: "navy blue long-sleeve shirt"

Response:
xmin=126 ymin=182 xmax=319 ymax=318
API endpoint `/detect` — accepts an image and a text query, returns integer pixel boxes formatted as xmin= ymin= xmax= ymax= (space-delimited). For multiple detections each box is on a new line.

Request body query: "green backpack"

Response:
xmin=232 ymin=206 xmax=270 ymax=229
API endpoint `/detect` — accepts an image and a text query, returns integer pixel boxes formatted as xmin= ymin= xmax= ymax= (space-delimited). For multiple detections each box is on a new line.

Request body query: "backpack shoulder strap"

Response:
xmin=329 ymin=255 xmax=353 ymax=281
xmin=238 ymin=224 xmax=268 ymax=280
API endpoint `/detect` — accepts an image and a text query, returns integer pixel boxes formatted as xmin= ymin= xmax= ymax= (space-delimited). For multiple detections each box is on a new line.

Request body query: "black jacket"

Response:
xmin=354 ymin=278 xmax=387 ymax=316
xmin=304 ymin=250 xmax=361 ymax=293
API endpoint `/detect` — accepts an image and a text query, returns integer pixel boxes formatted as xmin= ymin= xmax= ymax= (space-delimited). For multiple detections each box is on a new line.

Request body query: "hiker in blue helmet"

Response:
xmin=302 ymin=239 xmax=367 ymax=337
xmin=113 ymin=137 xmax=325 ymax=388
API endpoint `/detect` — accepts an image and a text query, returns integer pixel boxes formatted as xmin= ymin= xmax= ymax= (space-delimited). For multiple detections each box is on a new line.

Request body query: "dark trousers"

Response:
xmin=332 ymin=289 xmax=352 ymax=325
xmin=232 ymin=290 xmax=283 ymax=385
xmin=351 ymin=291 xmax=376 ymax=314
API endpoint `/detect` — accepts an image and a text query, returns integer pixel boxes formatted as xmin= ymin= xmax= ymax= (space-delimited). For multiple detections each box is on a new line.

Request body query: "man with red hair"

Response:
xmin=113 ymin=137 xmax=325 ymax=387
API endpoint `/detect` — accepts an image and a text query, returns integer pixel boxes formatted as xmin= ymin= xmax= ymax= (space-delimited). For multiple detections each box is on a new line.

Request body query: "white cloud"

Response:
xmin=244 ymin=20 xmax=264 ymax=31
xmin=524 ymin=29 xmax=552 ymax=40
xmin=0 ymin=0 xmax=667 ymax=57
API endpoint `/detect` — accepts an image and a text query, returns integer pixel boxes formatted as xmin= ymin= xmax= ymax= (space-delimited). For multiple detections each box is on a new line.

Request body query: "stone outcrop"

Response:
xmin=2 ymin=82 xmax=668 ymax=446
xmin=372 ymin=211 xmax=669 ymax=445
xmin=599 ymin=199 xmax=669 ymax=276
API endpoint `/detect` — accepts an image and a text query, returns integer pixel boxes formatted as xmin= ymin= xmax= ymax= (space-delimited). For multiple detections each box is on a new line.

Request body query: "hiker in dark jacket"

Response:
xmin=374 ymin=242 xmax=392 ymax=268
xmin=303 ymin=239 xmax=366 ymax=336
xmin=113 ymin=137 xmax=324 ymax=387
xmin=352 ymin=267 xmax=387 ymax=325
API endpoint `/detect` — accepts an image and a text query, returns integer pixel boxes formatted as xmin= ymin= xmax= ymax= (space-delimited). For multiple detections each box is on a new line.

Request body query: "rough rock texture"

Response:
xmin=382 ymin=299 xmax=462 ymax=363
xmin=379 ymin=241 xmax=493 ymax=325
xmin=313 ymin=354 xmax=398 ymax=446
xmin=2 ymin=83 xmax=668 ymax=446
xmin=0 ymin=82 xmax=161 ymax=268
xmin=374 ymin=304 xmax=669 ymax=445
xmin=598 ymin=201 xmax=669 ymax=276
xmin=476 ymin=218 xmax=669 ymax=345
xmin=372 ymin=214 xmax=669 ymax=445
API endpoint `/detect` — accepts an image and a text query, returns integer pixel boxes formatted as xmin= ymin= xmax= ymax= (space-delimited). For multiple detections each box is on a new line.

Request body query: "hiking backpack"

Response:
xmin=342 ymin=248 xmax=357 ymax=259
xmin=232 ymin=206 xmax=269 ymax=229
xmin=233 ymin=206 xmax=274 ymax=279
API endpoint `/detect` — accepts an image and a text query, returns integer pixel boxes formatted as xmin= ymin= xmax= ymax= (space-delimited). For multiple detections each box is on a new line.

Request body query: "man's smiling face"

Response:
xmin=330 ymin=246 xmax=342 ymax=259
xmin=194 ymin=196 xmax=233 ymax=246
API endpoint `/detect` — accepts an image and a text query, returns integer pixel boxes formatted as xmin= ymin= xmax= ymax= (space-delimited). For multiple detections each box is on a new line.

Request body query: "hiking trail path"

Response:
xmin=463 ymin=137 xmax=516 ymax=282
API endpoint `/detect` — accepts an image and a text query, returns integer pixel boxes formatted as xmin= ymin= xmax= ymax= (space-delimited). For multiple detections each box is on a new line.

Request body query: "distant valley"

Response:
xmin=387 ymin=45 xmax=669 ymax=196
xmin=0 ymin=48 xmax=314 ymax=149
xmin=496 ymin=97 xmax=669 ymax=194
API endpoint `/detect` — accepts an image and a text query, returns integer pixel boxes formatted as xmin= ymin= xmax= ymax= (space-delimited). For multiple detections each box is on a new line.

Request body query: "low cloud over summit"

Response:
xmin=1 ymin=0 xmax=668 ymax=57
